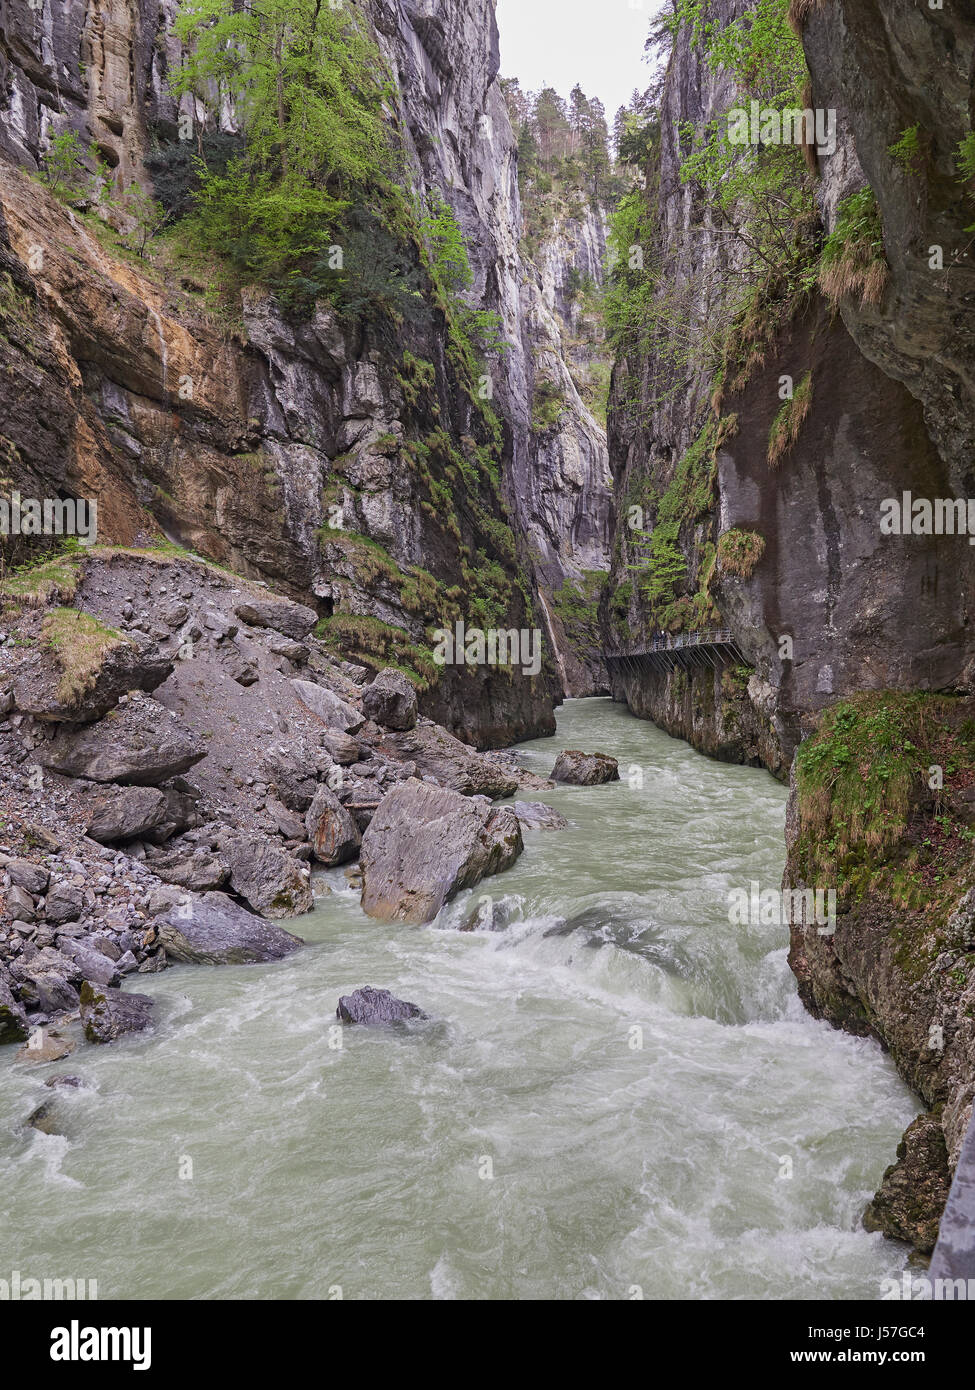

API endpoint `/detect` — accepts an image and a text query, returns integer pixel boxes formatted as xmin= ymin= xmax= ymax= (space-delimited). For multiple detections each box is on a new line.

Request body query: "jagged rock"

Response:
xmin=291 ymin=679 xmax=363 ymax=732
xmin=863 ymin=1111 xmax=953 ymax=1255
xmin=43 ymin=882 xmax=85 ymax=925
xmin=304 ymin=786 xmax=361 ymax=866
xmin=7 ymin=860 xmax=50 ymax=895
xmin=336 ymin=986 xmax=425 ymax=1025
xmin=550 ymin=750 xmax=619 ymax=785
xmin=217 ymin=831 xmax=313 ymax=918
xmin=16 ymin=1029 xmax=76 ymax=1063
xmin=55 ymin=938 xmax=118 ymax=988
xmin=360 ymin=779 xmax=523 ymax=924
xmin=0 ymin=969 xmax=29 ymax=1043
xmin=235 ymin=597 xmax=318 ymax=640
xmin=266 ymin=796 xmax=307 ymax=841
xmin=10 ymin=636 xmax=172 ymax=723
xmin=260 ymin=748 xmax=319 ymax=811
xmin=513 ymin=801 xmax=570 ymax=831
xmin=143 ymin=842 xmax=229 ymax=892
xmin=84 ymin=783 xmax=198 ymax=844
xmin=156 ymin=891 xmax=304 ymax=964
xmin=361 ymin=668 xmax=418 ymax=731
xmin=319 ymin=730 xmax=361 ymax=765
xmin=6 ymin=884 xmax=37 ymax=921
xmin=39 ymin=698 xmax=207 ymax=785
xmin=9 ymin=949 xmax=80 ymax=1014
xmin=372 ymin=723 xmax=518 ymax=798
xmin=80 ymin=982 xmax=154 ymax=1044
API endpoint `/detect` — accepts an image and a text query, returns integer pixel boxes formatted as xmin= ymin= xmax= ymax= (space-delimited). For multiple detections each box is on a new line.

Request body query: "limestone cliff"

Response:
xmin=0 ymin=0 xmax=613 ymax=739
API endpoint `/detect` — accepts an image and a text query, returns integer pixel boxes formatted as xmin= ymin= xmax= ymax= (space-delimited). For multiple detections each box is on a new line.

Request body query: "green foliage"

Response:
xmin=958 ymin=132 xmax=975 ymax=184
xmin=531 ymin=376 xmax=566 ymax=432
xmin=171 ymin=0 xmax=394 ymax=294
xmin=39 ymin=130 xmax=87 ymax=193
xmin=551 ymin=570 xmax=607 ymax=652
xmin=819 ymin=188 xmax=888 ymax=305
xmin=767 ymin=370 xmax=812 ymax=467
xmin=117 ymin=182 xmax=169 ymax=257
xmin=419 ymin=194 xmax=507 ymax=357
xmin=146 ymin=131 xmax=244 ymax=218
xmin=888 ymin=125 xmax=924 ymax=175
xmin=717 ymin=528 xmax=765 ymax=578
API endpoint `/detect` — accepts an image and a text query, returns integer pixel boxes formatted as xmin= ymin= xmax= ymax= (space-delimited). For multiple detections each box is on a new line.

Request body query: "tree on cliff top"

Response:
xmin=170 ymin=0 xmax=395 ymax=286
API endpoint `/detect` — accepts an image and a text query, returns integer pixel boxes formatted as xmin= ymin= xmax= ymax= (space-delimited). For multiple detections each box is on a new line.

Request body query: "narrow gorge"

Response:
xmin=0 ymin=0 xmax=974 ymax=1310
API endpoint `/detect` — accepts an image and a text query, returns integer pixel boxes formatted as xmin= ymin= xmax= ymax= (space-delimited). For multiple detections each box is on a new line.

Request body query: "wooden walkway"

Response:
xmin=605 ymin=629 xmax=747 ymax=673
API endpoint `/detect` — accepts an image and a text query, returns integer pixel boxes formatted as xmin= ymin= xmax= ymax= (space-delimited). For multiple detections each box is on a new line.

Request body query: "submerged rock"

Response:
xmin=156 ymin=891 xmax=304 ymax=964
xmin=512 ymin=801 xmax=569 ymax=831
xmin=15 ymin=1029 xmax=77 ymax=1063
xmin=361 ymin=668 xmax=418 ymax=731
xmin=80 ymin=982 xmax=155 ymax=1044
xmin=360 ymin=778 xmax=523 ymax=924
xmin=336 ymin=986 xmax=425 ymax=1025
xmin=550 ymin=750 xmax=619 ymax=785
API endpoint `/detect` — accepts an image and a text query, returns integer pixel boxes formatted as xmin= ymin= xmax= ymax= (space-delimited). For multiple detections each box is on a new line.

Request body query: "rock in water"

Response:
xmin=39 ymin=698 xmax=207 ymax=784
xmin=371 ymin=723 xmax=518 ymax=798
xmin=512 ymin=801 xmax=570 ymax=831
xmin=550 ymin=750 xmax=620 ymax=785
xmin=360 ymin=778 xmax=523 ymax=924
xmin=218 ymin=831 xmax=314 ymax=918
xmin=80 ymin=983 xmax=155 ymax=1044
xmin=234 ymin=598 xmax=318 ymax=640
xmin=156 ymin=891 xmax=304 ymax=964
xmin=863 ymin=1110 xmax=953 ymax=1254
xmin=361 ymin=668 xmax=418 ymax=731
xmin=336 ymin=987 xmax=425 ymax=1025
xmin=305 ymin=786 xmax=361 ymax=866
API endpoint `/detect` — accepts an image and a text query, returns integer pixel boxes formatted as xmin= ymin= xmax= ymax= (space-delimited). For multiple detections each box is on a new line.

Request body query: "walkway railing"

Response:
xmin=605 ymin=628 xmax=746 ymax=670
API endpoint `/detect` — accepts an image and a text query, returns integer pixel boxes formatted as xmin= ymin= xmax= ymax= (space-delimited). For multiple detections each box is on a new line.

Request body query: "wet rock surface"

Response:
xmin=550 ymin=750 xmax=619 ymax=785
xmin=336 ymin=986 xmax=426 ymax=1026
xmin=156 ymin=892 xmax=305 ymax=965
xmin=80 ymin=982 xmax=155 ymax=1044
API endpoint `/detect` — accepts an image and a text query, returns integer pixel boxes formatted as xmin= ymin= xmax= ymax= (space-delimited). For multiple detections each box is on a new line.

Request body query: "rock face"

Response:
xmin=550 ymin=751 xmax=619 ymax=786
xmin=0 ymin=969 xmax=29 ymax=1043
xmin=80 ymin=982 xmax=155 ymax=1044
xmin=336 ymin=987 xmax=425 ymax=1026
xmin=360 ymin=779 xmax=523 ymax=924
xmin=863 ymin=1111 xmax=953 ymax=1255
xmin=0 ymin=0 xmax=617 ymax=746
xmin=361 ymin=669 xmax=418 ymax=732
xmin=40 ymin=698 xmax=207 ymax=785
xmin=156 ymin=893 xmax=304 ymax=965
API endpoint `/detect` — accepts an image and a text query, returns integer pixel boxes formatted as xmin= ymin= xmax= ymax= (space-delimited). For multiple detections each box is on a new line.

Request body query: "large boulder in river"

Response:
xmin=361 ymin=668 xmax=418 ymax=731
xmin=217 ymin=831 xmax=313 ymax=918
xmin=11 ymin=630 xmax=173 ymax=723
xmin=235 ymin=597 xmax=318 ymax=640
xmin=156 ymin=891 xmax=304 ymax=964
xmin=550 ymin=750 xmax=620 ymax=785
xmin=371 ymin=722 xmax=518 ymax=798
xmin=9 ymin=949 xmax=81 ymax=1014
xmin=305 ymin=786 xmax=361 ymax=866
xmin=336 ymin=986 xmax=425 ymax=1025
xmin=80 ymin=982 xmax=155 ymax=1044
xmin=39 ymin=696 xmax=207 ymax=785
xmin=360 ymin=778 xmax=523 ymax=924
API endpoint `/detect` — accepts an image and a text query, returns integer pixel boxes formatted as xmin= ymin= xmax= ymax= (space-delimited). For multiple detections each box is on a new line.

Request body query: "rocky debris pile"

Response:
xmin=550 ymin=750 xmax=619 ymax=785
xmin=336 ymin=986 xmax=426 ymax=1025
xmin=360 ymin=779 xmax=523 ymax=924
xmin=0 ymin=548 xmax=545 ymax=1054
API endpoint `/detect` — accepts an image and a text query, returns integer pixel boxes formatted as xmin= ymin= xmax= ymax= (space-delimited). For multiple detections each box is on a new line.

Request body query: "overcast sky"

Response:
xmin=495 ymin=0 xmax=665 ymax=118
